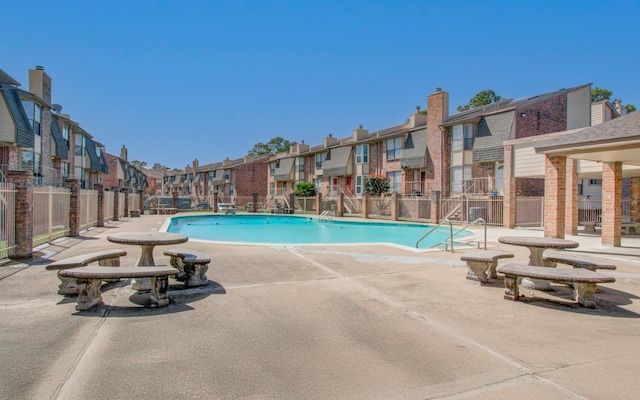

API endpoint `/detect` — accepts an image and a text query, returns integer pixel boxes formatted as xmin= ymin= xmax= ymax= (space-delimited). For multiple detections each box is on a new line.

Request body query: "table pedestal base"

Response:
xmin=520 ymin=278 xmax=551 ymax=291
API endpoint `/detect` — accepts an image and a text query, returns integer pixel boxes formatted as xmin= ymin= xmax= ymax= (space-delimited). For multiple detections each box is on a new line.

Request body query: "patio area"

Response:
xmin=1 ymin=213 xmax=640 ymax=399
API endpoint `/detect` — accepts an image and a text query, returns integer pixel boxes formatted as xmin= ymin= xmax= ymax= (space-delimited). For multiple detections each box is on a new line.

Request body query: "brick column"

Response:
xmin=390 ymin=192 xmax=398 ymax=221
xmin=361 ymin=194 xmax=369 ymax=219
xmin=94 ymin=183 xmax=104 ymax=227
xmin=630 ymin=177 xmax=640 ymax=223
xmin=172 ymin=190 xmax=179 ymax=210
xmin=139 ymin=190 xmax=145 ymax=213
xmin=601 ymin=162 xmax=622 ymax=246
xmin=544 ymin=155 xmax=567 ymax=238
xmin=430 ymin=191 xmax=440 ymax=224
xmin=565 ymin=159 xmax=579 ymax=235
xmin=503 ymin=145 xmax=517 ymax=228
xmin=289 ymin=193 xmax=295 ymax=213
xmin=121 ymin=188 xmax=129 ymax=217
xmin=336 ymin=193 xmax=344 ymax=217
xmin=7 ymin=171 xmax=33 ymax=260
xmin=252 ymin=193 xmax=258 ymax=212
xmin=65 ymin=178 xmax=81 ymax=237
xmin=315 ymin=193 xmax=322 ymax=215
xmin=112 ymin=187 xmax=120 ymax=221
xmin=213 ymin=192 xmax=219 ymax=212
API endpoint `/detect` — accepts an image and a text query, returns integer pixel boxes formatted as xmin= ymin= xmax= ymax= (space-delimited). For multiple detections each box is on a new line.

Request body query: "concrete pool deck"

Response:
xmin=2 ymin=213 xmax=640 ymax=399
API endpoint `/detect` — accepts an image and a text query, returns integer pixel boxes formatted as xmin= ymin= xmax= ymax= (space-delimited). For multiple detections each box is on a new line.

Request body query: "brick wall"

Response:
xmin=516 ymin=95 xmax=567 ymax=139
xmin=234 ymin=157 xmax=269 ymax=206
xmin=102 ymin=153 xmax=121 ymax=189
xmin=601 ymin=162 xmax=622 ymax=246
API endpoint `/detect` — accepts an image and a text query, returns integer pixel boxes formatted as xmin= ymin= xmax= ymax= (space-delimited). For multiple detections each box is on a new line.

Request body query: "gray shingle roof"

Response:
xmin=473 ymin=111 xmax=515 ymax=163
xmin=323 ymin=146 xmax=352 ymax=177
xmin=50 ymin=116 xmax=69 ymax=159
xmin=400 ymin=129 xmax=427 ymax=169
xmin=210 ymin=169 xmax=225 ymax=184
xmin=535 ymin=111 xmax=640 ymax=153
xmin=1 ymin=83 xmax=33 ymax=147
xmin=273 ymin=158 xmax=294 ymax=181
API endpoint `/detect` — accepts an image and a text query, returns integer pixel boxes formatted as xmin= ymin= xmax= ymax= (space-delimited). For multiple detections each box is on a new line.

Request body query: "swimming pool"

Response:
xmin=166 ymin=215 xmax=472 ymax=249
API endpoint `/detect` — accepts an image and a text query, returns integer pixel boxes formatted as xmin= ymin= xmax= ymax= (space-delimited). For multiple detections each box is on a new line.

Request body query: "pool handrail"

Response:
xmin=416 ymin=218 xmax=486 ymax=252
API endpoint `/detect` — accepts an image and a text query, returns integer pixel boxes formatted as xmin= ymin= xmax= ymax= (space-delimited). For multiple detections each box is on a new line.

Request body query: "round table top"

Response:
xmin=107 ymin=232 xmax=188 ymax=246
xmin=497 ymin=236 xmax=579 ymax=249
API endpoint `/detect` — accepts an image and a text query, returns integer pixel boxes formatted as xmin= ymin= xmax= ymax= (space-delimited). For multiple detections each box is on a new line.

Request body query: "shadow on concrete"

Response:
xmin=64 ymin=280 xmax=226 ymax=317
xmin=478 ymin=277 xmax=640 ymax=318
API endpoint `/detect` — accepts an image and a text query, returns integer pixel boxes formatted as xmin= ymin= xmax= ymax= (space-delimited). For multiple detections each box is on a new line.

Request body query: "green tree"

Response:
xmin=293 ymin=182 xmax=317 ymax=197
xmin=592 ymin=87 xmax=636 ymax=113
xmin=591 ymin=87 xmax=613 ymax=102
xmin=457 ymin=89 xmax=502 ymax=112
xmin=152 ymin=163 xmax=165 ymax=170
xmin=248 ymin=137 xmax=292 ymax=156
xmin=363 ymin=175 xmax=390 ymax=196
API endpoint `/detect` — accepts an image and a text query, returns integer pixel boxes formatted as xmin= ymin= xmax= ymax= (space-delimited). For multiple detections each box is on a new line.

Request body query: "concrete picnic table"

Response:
xmin=497 ymin=236 xmax=579 ymax=290
xmin=107 ymin=232 xmax=189 ymax=266
xmin=497 ymin=236 xmax=579 ymax=267
xmin=107 ymin=232 xmax=188 ymax=290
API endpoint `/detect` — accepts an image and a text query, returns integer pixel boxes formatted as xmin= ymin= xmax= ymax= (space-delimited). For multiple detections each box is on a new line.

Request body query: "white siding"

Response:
xmin=567 ymin=86 xmax=591 ymax=130
xmin=577 ymin=160 xmax=602 ymax=175
xmin=0 ymin=100 xmax=16 ymax=144
xmin=591 ymin=103 xmax=603 ymax=126
xmin=513 ymin=144 xmax=546 ymax=178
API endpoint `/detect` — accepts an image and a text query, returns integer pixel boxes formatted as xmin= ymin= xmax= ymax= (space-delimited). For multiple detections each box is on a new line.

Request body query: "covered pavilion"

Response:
xmin=534 ymin=112 xmax=640 ymax=246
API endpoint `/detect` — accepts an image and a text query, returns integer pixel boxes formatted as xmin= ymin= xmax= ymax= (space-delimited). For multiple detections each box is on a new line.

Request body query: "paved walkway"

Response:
xmin=1 ymin=214 xmax=640 ymax=399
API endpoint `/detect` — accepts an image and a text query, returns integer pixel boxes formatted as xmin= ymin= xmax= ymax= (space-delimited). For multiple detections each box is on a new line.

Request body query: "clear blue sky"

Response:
xmin=3 ymin=1 xmax=639 ymax=170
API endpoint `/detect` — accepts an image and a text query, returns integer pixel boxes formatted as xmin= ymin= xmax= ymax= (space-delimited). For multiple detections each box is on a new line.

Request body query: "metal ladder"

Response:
xmin=319 ymin=210 xmax=334 ymax=221
xmin=416 ymin=218 xmax=487 ymax=252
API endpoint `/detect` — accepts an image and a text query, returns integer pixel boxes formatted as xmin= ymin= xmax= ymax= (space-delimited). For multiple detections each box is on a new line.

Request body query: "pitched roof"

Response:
xmin=0 ymin=68 xmax=21 ymax=86
xmin=473 ymin=110 xmax=515 ymax=163
xmin=0 ymin=83 xmax=33 ymax=147
xmin=273 ymin=158 xmax=294 ymax=181
xmin=535 ymin=111 xmax=640 ymax=161
xmin=323 ymin=146 xmax=352 ymax=176
xmin=400 ymin=129 xmax=427 ymax=169
xmin=50 ymin=116 xmax=69 ymax=159
xmin=444 ymin=83 xmax=591 ymax=125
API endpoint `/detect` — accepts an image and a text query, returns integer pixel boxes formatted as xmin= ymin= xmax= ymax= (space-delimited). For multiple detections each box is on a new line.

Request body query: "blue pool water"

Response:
xmin=167 ymin=215 xmax=471 ymax=249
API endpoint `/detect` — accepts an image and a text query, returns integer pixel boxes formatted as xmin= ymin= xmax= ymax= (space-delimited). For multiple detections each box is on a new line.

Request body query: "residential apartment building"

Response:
xmin=103 ymin=145 xmax=149 ymax=194
xmin=1 ymin=66 xmax=108 ymax=187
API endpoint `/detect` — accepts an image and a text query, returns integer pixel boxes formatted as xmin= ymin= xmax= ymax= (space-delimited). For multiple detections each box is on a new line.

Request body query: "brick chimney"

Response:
xmin=615 ymin=99 xmax=627 ymax=116
xmin=425 ymin=87 xmax=450 ymax=194
xmin=120 ymin=145 xmax=128 ymax=161
xmin=29 ymin=65 xmax=51 ymax=103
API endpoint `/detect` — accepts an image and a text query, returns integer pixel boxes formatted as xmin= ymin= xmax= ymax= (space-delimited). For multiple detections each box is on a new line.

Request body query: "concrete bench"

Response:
xmin=59 ymin=266 xmax=178 ymax=310
xmin=46 ymin=249 xmax=128 ymax=295
xmin=218 ymin=203 xmax=236 ymax=214
xmin=580 ymin=221 xmax=597 ymax=233
xmin=163 ymin=248 xmax=211 ymax=287
xmin=496 ymin=263 xmax=615 ymax=308
xmin=543 ymin=254 xmax=617 ymax=271
xmin=622 ymin=222 xmax=640 ymax=235
xmin=460 ymin=250 xmax=514 ymax=283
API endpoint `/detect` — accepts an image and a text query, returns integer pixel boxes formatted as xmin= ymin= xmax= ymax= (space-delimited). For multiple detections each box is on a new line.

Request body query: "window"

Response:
xmin=589 ymin=179 xmax=602 ymax=185
xmin=386 ymin=171 xmax=401 ymax=193
xmin=75 ymin=135 xmax=85 ymax=156
xmin=229 ymin=184 xmax=234 ymax=195
xmin=62 ymin=162 xmax=70 ymax=179
xmin=315 ymin=153 xmax=325 ymax=169
xmin=386 ymin=137 xmax=402 ymax=160
xmin=296 ymin=157 xmax=305 ymax=172
xmin=356 ymin=144 xmax=369 ymax=164
xmin=451 ymin=165 xmax=473 ymax=193
xmin=452 ymin=124 xmax=473 ymax=151
xmin=314 ymin=178 xmax=322 ymax=190
xmin=62 ymin=125 xmax=69 ymax=141
xmin=355 ymin=175 xmax=363 ymax=195
xmin=270 ymin=162 xmax=277 ymax=175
